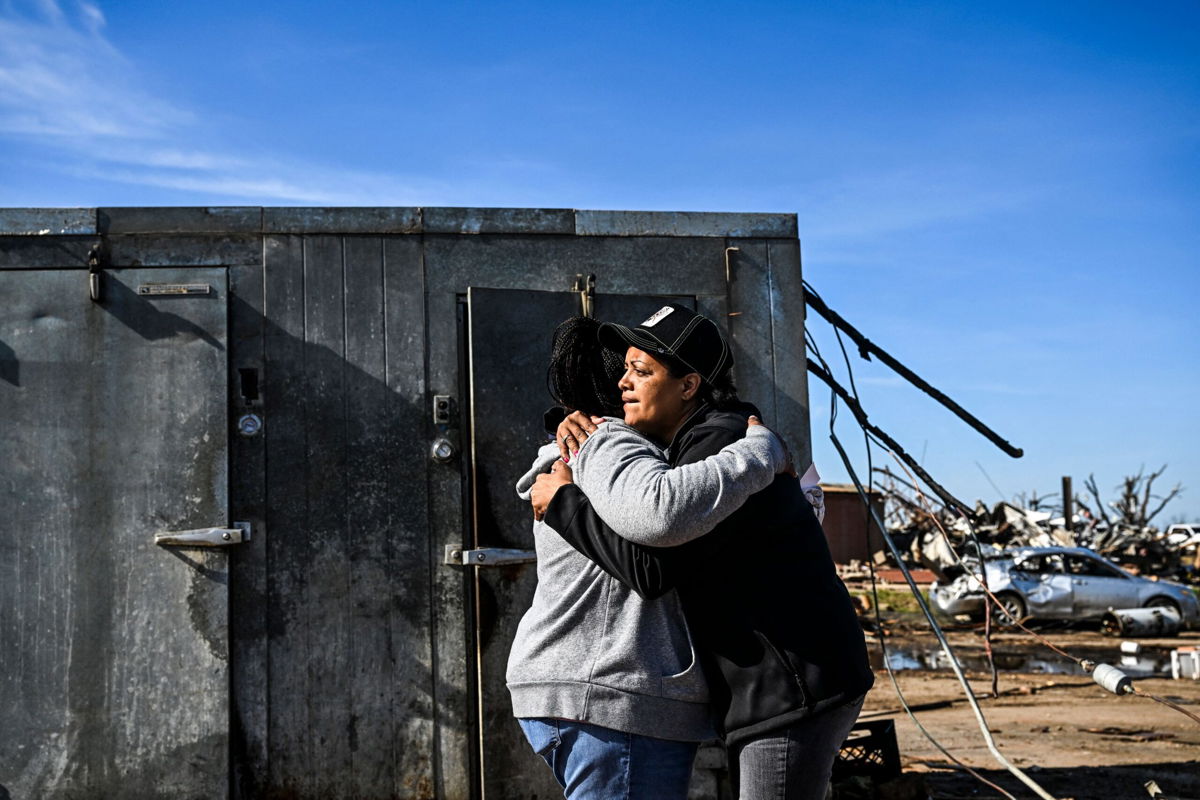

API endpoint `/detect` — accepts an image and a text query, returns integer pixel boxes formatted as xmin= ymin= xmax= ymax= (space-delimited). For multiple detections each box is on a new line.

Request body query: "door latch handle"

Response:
xmin=443 ymin=545 xmax=535 ymax=566
xmin=155 ymin=521 xmax=251 ymax=547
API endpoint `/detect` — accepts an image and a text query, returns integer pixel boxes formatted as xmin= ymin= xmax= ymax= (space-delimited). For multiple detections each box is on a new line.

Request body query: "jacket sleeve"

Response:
xmin=571 ymin=422 xmax=785 ymax=546
xmin=543 ymin=484 xmax=674 ymax=599
xmin=543 ymin=421 xmax=751 ymax=598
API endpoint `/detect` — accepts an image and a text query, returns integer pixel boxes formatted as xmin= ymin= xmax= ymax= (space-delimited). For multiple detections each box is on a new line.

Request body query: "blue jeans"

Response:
xmin=729 ymin=696 xmax=866 ymax=800
xmin=518 ymin=718 xmax=699 ymax=800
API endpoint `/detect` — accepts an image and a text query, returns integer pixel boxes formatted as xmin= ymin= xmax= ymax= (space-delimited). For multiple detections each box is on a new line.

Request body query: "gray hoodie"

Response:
xmin=505 ymin=420 xmax=786 ymax=741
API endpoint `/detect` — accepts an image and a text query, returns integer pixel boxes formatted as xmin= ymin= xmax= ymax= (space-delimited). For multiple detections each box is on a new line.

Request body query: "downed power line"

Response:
xmin=803 ymin=281 xmax=1023 ymax=459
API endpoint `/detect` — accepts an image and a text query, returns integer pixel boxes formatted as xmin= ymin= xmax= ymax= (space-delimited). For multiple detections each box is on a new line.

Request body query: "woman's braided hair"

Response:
xmin=546 ymin=317 xmax=625 ymax=417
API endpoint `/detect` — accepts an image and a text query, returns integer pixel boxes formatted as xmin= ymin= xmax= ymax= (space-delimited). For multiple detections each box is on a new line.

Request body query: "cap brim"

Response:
xmin=599 ymin=322 xmax=638 ymax=351
xmin=599 ymin=322 xmax=672 ymax=357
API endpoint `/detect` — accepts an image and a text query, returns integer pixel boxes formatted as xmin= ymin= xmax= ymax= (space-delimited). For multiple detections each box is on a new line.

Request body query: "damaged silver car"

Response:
xmin=930 ymin=546 xmax=1200 ymax=628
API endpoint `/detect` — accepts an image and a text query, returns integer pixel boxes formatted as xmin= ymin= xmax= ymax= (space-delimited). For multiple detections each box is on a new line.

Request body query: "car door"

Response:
xmin=1066 ymin=553 xmax=1139 ymax=617
xmin=1015 ymin=554 xmax=1073 ymax=618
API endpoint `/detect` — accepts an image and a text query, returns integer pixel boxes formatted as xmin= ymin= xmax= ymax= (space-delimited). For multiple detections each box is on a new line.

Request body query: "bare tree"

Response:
xmin=1083 ymin=473 xmax=1114 ymax=528
xmin=1085 ymin=466 xmax=1183 ymax=530
xmin=1138 ymin=465 xmax=1183 ymax=527
xmin=1013 ymin=489 xmax=1058 ymax=513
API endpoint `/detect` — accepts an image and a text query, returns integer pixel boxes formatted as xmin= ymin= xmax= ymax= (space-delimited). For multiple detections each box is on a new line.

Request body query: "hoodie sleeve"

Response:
xmin=544 ymin=420 xmax=772 ymax=598
xmin=541 ymin=486 xmax=674 ymax=599
xmin=569 ymin=421 xmax=786 ymax=546
xmin=515 ymin=442 xmax=563 ymax=501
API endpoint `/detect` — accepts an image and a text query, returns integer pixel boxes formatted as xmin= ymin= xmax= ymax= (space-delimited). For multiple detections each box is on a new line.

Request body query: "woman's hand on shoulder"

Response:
xmin=748 ymin=415 xmax=796 ymax=477
xmin=531 ymin=459 xmax=574 ymax=521
xmin=555 ymin=411 xmax=607 ymax=462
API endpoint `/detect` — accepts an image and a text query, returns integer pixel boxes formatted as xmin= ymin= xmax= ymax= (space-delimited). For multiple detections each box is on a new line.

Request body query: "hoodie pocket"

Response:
xmin=660 ymin=649 xmax=709 ymax=702
xmin=661 ymin=620 xmax=709 ymax=702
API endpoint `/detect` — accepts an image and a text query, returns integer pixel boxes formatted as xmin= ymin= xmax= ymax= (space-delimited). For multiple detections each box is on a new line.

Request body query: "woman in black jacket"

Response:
xmin=532 ymin=303 xmax=873 ymax=800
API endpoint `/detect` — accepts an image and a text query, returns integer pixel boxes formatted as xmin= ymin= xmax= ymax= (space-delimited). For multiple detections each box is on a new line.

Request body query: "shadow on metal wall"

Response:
xmin=0 ymin=338 xmax=16 ymax=385
xmin=226 ymin=288 xmax=460 ymax=800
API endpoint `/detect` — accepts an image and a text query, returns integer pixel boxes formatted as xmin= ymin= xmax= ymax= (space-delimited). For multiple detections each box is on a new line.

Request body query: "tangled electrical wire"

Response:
xmin=803 ymin=282 xmax=1200 ymax=799
xmin=889 ymin=451 xmax=1200 ymax=728
xmin=808 ymin=328 xmax=1054 ymax=799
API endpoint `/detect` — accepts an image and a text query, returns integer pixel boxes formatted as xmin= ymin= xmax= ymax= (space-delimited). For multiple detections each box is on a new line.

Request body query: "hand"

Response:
xmin=556 ymin=411 xmax=606 ymax=462
xmin=531 ymin=460 xmax=574 ymax=521
xmin=748 ymin=415 xmax=797 ymax=477
xmin=803 ymin=485 xmax=826 ymax=524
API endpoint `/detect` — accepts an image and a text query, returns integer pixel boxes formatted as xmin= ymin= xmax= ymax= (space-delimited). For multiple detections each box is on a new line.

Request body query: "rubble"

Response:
xmin=1101 ymin=608 xmax=1184 ymax=638
xmin=872 ymin=467 xmax=1199 ymax=586
xmin=1172 ymin=647 xmax=1199 ymax=680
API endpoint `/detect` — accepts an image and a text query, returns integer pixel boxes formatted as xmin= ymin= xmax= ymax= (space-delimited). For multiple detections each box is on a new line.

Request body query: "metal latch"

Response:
xmin=443 ymin=545 xmax=536 ymax=566
xmin=573 ymin=274 xmax=596 ymax=319
xmin=155 ymin=521 xmax=251 ymax=547
xmin=88 ymin=241 xmax=105 ymax=303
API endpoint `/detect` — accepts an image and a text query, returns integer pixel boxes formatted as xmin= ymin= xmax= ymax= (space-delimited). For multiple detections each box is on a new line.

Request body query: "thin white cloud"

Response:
xmin=795 ymin=165 xmax=1045 ymax=242
xmin=77 ymin=1 xmax=103 ymax=34
xmin=0 ymin=1 xmax=189 ymax=140
xmin=33 ymin=0 xmax=64 ymax=24
xmin=0 ymin=0 xmax=468 ymax=204
xmin=71 ymin=161 xmax=460 ymax=206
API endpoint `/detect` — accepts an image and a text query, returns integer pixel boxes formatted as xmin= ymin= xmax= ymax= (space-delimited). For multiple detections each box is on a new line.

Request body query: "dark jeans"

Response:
xmin=729 ymin=697 xmax=865 ymax=800
xmin=518 ymin=718 xmax=699 ymax=800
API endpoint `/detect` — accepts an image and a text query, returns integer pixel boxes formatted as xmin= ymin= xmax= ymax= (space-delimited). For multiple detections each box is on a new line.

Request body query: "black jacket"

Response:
xmin=544 ymin=402 xmax=874 ymax=745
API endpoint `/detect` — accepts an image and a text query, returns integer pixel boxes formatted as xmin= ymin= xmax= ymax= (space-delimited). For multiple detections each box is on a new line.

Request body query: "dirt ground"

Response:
xmin=856 ymin=623 xmax=1200 ymax=800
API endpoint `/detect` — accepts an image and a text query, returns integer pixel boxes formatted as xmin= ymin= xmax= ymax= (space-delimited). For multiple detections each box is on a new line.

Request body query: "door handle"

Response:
xmin=155 ymin=522 xmax=251 ymax=547
xmin=443 ymin=545 xmax=536 ymax=567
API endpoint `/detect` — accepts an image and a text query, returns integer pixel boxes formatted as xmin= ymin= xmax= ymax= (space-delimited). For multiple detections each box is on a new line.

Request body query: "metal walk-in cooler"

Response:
xmin=0 ymin=206 xmax=810 ymax=799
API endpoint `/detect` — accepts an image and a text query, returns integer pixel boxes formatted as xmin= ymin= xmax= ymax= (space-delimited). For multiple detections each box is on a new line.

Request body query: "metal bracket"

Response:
xmin=443 ymin=545 xmax=536 ymax=567
xmin=432 ymin=394 xmax=454 ymax=426
xmin=138 ymin=283 xmax=212 ymax=296
xmin=724 ymin=247 xmax=740 ymax=282
xmin=87 ymin=241 xmax=107 ymax=303
xmin=573 ymin=274 xmax=596 ymax=319
xmin=155 ymin=521 xmax=251 ymax=547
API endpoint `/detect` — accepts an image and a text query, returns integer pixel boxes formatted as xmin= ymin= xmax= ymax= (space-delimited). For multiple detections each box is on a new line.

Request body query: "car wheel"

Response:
xmin=990 ymin=593 xmax=1026 ymax=627
xmin=1145 ymin=597 xmax=1181 ymax=615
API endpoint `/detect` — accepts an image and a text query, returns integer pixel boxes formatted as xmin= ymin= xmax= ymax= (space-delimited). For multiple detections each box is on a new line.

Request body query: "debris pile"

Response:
xmin=873 ymin=467 xmax=1198 ymax=584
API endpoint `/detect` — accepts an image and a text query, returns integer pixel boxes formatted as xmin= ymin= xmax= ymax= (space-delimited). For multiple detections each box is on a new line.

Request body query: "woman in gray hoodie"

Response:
xmin=538 ymin=304 xmax=872 ymax=800
xmin=506 ymin=316 xmax=790 ymax=799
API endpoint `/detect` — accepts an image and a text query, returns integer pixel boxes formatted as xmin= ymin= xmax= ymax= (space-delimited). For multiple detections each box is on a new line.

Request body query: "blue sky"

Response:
xmin=2 ymin=0 xmax=1197 ymax=521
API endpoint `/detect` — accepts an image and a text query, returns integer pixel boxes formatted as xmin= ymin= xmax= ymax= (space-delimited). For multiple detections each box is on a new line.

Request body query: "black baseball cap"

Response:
xmin=599 ymin=303 xmax=733 ymax=383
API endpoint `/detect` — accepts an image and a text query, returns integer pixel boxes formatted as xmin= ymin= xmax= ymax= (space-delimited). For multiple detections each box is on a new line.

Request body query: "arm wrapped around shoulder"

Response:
xmin=571 ymin=421 xmax=788 ymax=546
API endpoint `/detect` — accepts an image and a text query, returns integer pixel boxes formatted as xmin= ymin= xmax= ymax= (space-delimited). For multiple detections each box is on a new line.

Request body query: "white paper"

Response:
xmin=800 ymin=463 xmax=821 ymax=489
